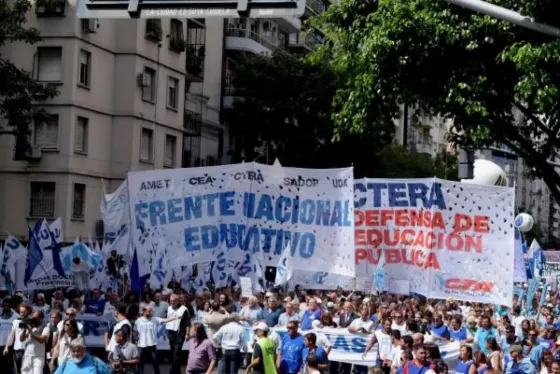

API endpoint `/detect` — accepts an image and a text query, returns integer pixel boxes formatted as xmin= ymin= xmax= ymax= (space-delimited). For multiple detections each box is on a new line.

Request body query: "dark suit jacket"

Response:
xmin=338 ymin=312 xmax=358 ymax=328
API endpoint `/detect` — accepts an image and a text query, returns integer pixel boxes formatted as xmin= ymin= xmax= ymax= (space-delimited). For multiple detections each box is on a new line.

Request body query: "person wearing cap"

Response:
xmin=213 ymin=313 xmax=247 ymax=374
xmin=247 ymin=323 xmax=276 ymax=374
xmin=505 ymin=345 xmax=536 ymax=374
xmin=54 ymin=337 xmax=110 ymax=374
xmin=262 ymin=298 xmax=282 ymax=329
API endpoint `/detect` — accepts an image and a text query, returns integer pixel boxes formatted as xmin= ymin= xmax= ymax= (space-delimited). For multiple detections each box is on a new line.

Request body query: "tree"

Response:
xmin=311 ymin=0 xmax=560 ymax=203
xmin=229 ymin=48 xmax=460 ymax=179
xmin=227 ymin=48 xmax=395 ymax=173
xmin=0 ymin=0 xmax=58 ymax=158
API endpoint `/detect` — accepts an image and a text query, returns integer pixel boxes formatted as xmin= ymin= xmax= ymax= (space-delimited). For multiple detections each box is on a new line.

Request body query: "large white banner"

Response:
xmin=354 ymin=178 xmax=515 ymax=305
xmin=126 ymin=163 xmax=355 ymax=284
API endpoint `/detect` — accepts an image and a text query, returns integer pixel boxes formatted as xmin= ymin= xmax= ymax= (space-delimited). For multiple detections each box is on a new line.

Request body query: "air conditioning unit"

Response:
xmin=28 ymin=146 xmax=42 ymax=160
xmin=137 ymin=73 xmax=150 ymax=87
xmin=82 ymin=18 xmax=100 ymax=33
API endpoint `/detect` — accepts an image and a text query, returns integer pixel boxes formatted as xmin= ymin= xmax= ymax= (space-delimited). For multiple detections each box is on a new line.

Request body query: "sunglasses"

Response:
xmin=287 ymin=326 xmax=296 ymax=330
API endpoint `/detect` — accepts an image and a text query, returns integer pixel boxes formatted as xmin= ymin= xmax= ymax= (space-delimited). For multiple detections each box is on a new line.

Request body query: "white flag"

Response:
xmin=101 ymin=180 xmax=130 ymax=229
xmin=48 ymin=217 xmax=63 ymax=244
xmin=275 ymin=246 xmax=293 ymax=286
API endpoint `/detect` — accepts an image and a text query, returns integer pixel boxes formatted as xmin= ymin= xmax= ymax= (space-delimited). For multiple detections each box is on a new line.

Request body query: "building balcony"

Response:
xmin=225 ymin=28 xmax=279 ymax=54
xmin=306 ymin=0 xmax=327 ymax=14
xmin=185 ymin=44 xmax=205 ymax=82
xmin=276 ymin=16 xmax=302 ymax=33
xmin=288 ymin=33 xmax=323 ymax=51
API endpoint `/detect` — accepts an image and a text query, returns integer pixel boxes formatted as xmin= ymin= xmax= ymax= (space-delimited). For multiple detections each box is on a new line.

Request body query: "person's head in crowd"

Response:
xmin=229 ymin=313 xmax=241 ymax=323
xmin=546 ymin=314 xmax=555 ymax=326
xmin=542 ymin=350 xmax=554 ymax=372
xmin=529 ymin=329 xmax=539 ymax=345
xmin=304 ymin=332 xmax=317 ymax=349
xmin=141 ymin=291 xmax=151 ymax=305
xmin=65 ymin=307 xmax=78 ymax=321
xmin=201 ymin=301 xmax=210 ymax=312
xmin=342 ymin=301 xmax=353 ymax=316
xmin=551 ymin=359 xmax=560 ymax=374
xmin=505 ymin=325 xmax=516 ymax=340
xmin=466 ymin=316 xmax=477 ymax=330
xmin=473 ymin=351 xmax=487 ymax=366
xmin=412 ymin=332 xmax=424 ymax=345
xmin=394 ymin=310 xmax=405 ymax=325
xmin=19 ymin=303 xmax=31 ymax=319
xmin=72 ymin=298 xmax=83 ymax=312
xmin=407 ymin=320 xmax=419 ymax=334
xmin=306 ymin=352 xmax=320 ymax=373
xmin=381 ymin=318 xmax=392 ymax=334
xmin=326 ymin=301 xmax=336 ymax=313
xmin=50 ymin=310 xmax=62 ymax=327
xmin=190 ymin=322 xmax=208 ymax=342
xmin=308 ymin=297 xmax=318 ymax=311
xmin=433 ymin=314 xmax=444 ymax=328
xmin=358 ymin=304 xmax=369 ymax=321
xmin=287 ymin=321 xmax=299 ymax=338
xmin=401 ymin=349 xmax=413 ymax=366
xmin=153 ymin=292 xmax=163 ymax=305
xmin=219 ymin=294 xmax=230 ymax=307
xmin=529 ymin=319 xmax=537 ymax=330
xmin=2 ymin=298 xmax=11 ymax=315
xmin=63 ymin=319 xmax=79 ymax=339
xmin=91 ymin=289 xmax=101 ymax=300
xmin=30 ymin=310 xmax=44 ymax=326
xmin=284 ymin=301 xmax=296 ymax=316
xmin=450 ymin=316 xmax=462 ymax=331
xmin=143 ymin=304 xmax=153 ymax=318
xmin=69 ymin=337 xmax=88 ymax=364
xmin=405 ymin=309 xmax=414 ymax=321
xmin=35 ymin=293 xmax=46 ymax=306
xmin=413 ymin=344 xmax=428 ymax=365
xmin=510 ymin=344 xmax=523 ymax=362
xmin=459 ymin=344 xmax=473 ymax=362
xmin=521 ymin=319 xmax=530 ymax=334
xmin=432 ymin=360 xmax=448 ymax=374
xmin=267 ymin=296 xmax=278 ymax=310
xmin=247 ymin=296 xmax=258 ymax=308
xmin=391 ymin=329 xmax=402 ymax=345
xmin=115 ymin=303 xmax=127 ymax=320
xmin=402 ymin=335 xmax=413 ymax=350
xmin=425 ymin=344 xmax=441 ymax=360
xmin=320 ymin=312 xmax=336 ymax=327
xmin=254 ymin=322 xmax=269 ymax=338
xmin=114 ymin=329 xmax=128 ymax=346
xmin=311 ymin=320 xmax=323 ymax=330
xmin=169 ymin=294 xmax=180 ymax=309
xmin=210 ymin=300 xmax=221 ymax=313
xmin=54 ymin=290 xmax=65 ymax=301
xmin=480 ymin=315 xmax=492 ymax=330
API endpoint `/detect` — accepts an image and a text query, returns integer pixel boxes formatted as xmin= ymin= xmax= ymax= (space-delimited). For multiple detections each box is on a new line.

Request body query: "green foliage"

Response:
xmin=434 ymin=150 xmax=459 ymax=181
xmin=311 ymin=0 xmax=560 ymax=203
xmin=228 ymin=49 xmax=455 ymax=179
xmin=0 ymin=0 xmax=58 ymax=130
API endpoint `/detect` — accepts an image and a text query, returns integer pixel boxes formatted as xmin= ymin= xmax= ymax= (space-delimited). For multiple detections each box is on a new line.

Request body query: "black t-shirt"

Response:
xmin=252 ymin=344 xmax=264 ymax=374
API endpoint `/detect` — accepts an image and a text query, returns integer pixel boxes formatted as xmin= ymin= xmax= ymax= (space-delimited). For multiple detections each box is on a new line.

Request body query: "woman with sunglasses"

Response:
xmin=50 ymin=319 xmax=83 ymax=370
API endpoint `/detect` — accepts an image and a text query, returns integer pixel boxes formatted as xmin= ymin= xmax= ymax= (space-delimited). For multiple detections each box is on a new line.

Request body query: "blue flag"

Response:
xmin=25 ymin=227 xmax=44 ymax=285
xmin=49 ymin=230 xmax=65 ymax=277
xmin=130 ymin=248 xmax=141 ymax=294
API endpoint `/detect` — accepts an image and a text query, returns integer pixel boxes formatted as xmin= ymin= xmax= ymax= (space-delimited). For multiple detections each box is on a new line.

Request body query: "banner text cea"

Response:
xmin=354 ymin=182 xmax=490 ymax=269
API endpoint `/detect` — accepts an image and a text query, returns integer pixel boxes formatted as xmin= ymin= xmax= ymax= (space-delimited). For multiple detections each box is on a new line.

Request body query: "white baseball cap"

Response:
xmin=254 ymin=322 xmax=269 ymax=332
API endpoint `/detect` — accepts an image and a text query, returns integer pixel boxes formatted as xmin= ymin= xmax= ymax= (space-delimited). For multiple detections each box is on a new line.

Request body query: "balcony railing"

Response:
xmin=226 ymin=27 xmax=279 ymax=50
xmin=288 ymin=33 xmax=323 ymax=49
xmin=306 ymin=0 xmax=326 ymax=14
xmin=184 ymin=110 xmax=202 ymax=136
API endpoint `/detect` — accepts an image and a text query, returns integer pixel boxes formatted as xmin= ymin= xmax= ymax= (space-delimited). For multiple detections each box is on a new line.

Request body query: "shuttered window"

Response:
xmin=37 ymin=47 xmax=62 ymax=82
xmin=75 ymin=117 xmax=88 ymax=153
xmin=34 ymin=114 xmax=59 ymax=149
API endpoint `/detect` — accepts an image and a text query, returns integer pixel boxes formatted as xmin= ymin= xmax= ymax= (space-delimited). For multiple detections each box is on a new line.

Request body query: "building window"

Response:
xmin=142 ymin=66 xmax=156 ymax=103
xmin=29 ymin=181 xmax=56 ymax=218
xmin=164 ymin=135 xmax=176 ymax=167
xmin=75 ymin=116 xmax=88 ymax=154
xmin=145 ymin=19 xmax=162 ymax=41
xmin=37 ymin=47 xmax=62 ymax=82
xmin=169 ymin=19 xmax=186 ymax=52
xmin=167 ymin=77 xmax=179 ymax=110
xmin=72 ymin=183 xmax=86 ymax=220
xmin=140 ymin=128 xmax=153 ymax=162
xmin=78 ymin=49 xmax=91 ymax=88
xmin=34 ymin=114 xmax=59 ymax=150
xmin=186 ymin=19 xmax=206 ymax=79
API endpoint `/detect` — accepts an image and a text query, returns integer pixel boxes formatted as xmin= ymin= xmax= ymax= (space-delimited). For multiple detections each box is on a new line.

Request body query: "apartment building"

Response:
xmin=0 ymin=0 xmax=322 ymax=241
xmin=0 ymin=3 xmax=188 ymax=241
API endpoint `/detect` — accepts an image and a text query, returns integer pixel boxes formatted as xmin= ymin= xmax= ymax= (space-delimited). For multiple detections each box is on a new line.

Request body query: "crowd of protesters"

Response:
xmin=0 ymin=282 xmax=557 ymax=374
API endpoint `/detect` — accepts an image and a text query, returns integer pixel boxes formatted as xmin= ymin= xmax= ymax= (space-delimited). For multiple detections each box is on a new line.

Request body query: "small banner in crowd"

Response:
xmin=354 ymin=178 xmax=515 ymax=305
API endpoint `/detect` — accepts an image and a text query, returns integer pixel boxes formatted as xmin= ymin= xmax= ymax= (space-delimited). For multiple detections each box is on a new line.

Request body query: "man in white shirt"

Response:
xmin=390 ymin=330 xmax=404 ymax=371
xmin=362 ymin=318 xmax=394 ymax=374
xmin=391 ymin=312 xmax=409 ymax=336
xmin=105 ymin=304 xmax=131 ymax=357
xmin=134 ymin=305 xmax=177 ymax=374
xmin=55 ymin=308 xmax=84 ymax=347
xmin=348 ymin=305 xmax=374 ymax=334
xmin=165 ymin=294 xmax=189 ymax=374
xmin=213 ymin=313 xmax=247 ymax=374
xmin=0 ymin=298 xmax=17 ymax=370
xmin=4 ymin=303 xmax=33 ymax=374
xmin=19 ymin=310 xmax=50 ymax=374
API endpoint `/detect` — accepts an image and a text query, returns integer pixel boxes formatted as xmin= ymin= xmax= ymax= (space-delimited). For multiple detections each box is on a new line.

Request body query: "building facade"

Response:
xmin=0 ymin=0 xmax=320 ymax=242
